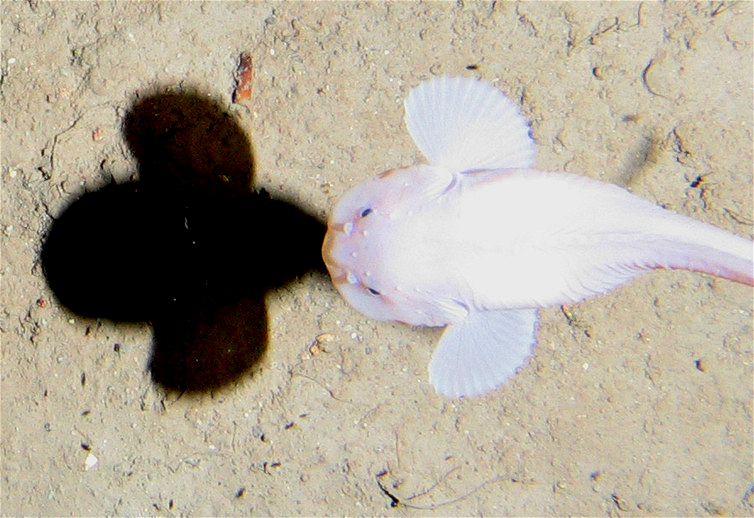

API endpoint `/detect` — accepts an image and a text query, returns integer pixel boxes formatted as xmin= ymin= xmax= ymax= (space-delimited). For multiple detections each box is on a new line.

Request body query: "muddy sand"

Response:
xmin=2 ymin=2 xmax=752 ymax=516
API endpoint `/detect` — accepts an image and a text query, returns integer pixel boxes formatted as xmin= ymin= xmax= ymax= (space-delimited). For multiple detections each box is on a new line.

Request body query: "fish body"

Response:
xmin=323 ymin=76 xmax=754 ymax=398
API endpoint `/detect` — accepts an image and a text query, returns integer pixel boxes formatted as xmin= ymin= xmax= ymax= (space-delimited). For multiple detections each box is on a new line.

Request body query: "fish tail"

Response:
xmin=648 ymin=216 xmax=753 ymax=286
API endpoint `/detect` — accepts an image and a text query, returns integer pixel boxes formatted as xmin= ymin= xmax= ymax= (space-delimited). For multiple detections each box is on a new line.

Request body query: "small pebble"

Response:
xmin=84 ymin=453 xmax=98 ymax=471
xmin=315 ymin=333 xmax=334 ymax=343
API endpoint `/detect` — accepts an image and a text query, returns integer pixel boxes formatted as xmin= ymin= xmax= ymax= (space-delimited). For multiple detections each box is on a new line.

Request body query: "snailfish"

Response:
xmin=322 ymin=76 xmax=753 ymax=398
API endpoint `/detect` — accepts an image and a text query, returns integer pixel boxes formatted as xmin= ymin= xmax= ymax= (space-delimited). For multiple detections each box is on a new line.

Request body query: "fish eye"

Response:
xmin=360 ymin=208 xmax=372 ymax=218
xmin=366 ymin=287 xmax=380 ymax=295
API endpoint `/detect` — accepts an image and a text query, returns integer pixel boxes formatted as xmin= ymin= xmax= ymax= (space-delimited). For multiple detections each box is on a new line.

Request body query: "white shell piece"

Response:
xmin=84 ymin=453 xmax=98 ymax=471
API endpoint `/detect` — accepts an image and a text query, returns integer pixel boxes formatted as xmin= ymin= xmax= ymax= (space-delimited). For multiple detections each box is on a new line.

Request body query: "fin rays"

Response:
xmin=429 ymin=308 xmax=538 ymax=398
xmin=404 ymin=76 xmax=536 ymax=174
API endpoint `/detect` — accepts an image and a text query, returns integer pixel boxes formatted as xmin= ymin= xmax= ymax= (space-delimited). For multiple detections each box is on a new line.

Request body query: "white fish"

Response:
xmin=322 ymin=76 xmax=754 ymax=398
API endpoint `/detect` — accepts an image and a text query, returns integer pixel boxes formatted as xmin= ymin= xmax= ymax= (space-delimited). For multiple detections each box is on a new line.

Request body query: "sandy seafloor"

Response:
xmin=2 ymin=1 xmax=753 ymax=516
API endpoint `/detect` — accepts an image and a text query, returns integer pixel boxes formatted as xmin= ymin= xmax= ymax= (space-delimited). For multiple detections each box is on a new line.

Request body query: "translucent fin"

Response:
xmin=429 ymin=308 xmax=538 ymax=398
xmin=404 ymin=76 xmax=535 ymax=173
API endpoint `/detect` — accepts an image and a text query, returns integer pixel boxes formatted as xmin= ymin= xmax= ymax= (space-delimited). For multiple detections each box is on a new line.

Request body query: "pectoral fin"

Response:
xmin=429 ymin=308 xmax=538 ymax=398
xmin=404 ymin=76 xmax=535 ymax=174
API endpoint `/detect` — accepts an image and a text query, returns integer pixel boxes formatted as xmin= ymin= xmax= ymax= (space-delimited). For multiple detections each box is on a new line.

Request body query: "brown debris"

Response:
xmin=232 ymin=52 xmax=253 ymax=103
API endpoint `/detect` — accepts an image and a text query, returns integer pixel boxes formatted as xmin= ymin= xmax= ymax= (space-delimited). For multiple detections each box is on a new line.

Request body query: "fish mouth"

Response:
xmin=322 ymin=223 xmax=348 ymax=287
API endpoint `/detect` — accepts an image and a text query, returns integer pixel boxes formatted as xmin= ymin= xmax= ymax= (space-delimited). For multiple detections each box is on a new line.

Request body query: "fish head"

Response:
xmin=323 ymin=165 xmax=457 ymax=326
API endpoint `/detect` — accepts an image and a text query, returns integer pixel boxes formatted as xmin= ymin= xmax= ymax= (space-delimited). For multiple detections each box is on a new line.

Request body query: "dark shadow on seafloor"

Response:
xmin=41 ymin=89 xmax=326 ymax=392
